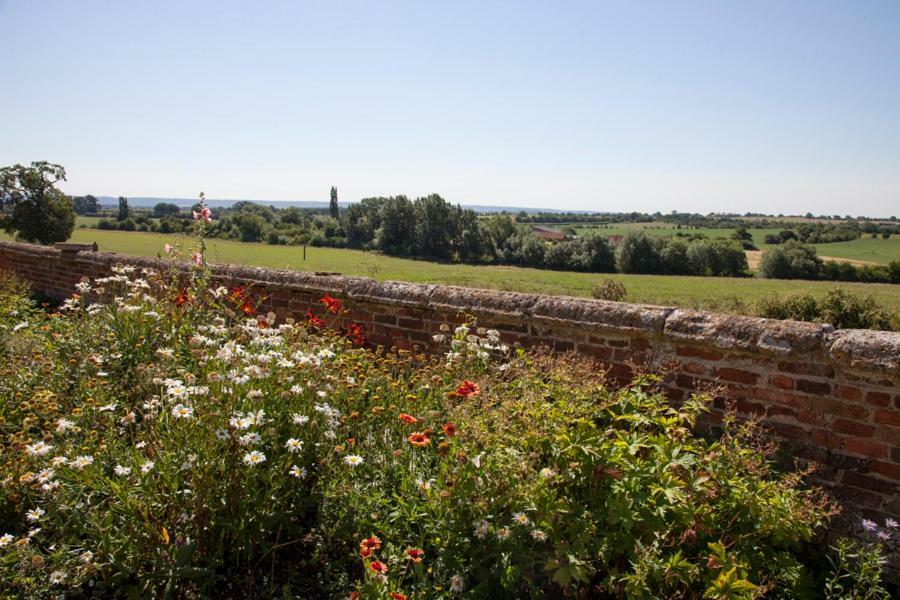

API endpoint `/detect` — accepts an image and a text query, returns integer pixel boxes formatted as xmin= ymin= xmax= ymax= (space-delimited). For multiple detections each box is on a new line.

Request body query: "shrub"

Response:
xmin=591 ymin=278 xmax=627 ymax=302
xmin=760 ymin=241 xmax=823 ymax=280
xmin=755 ymin=289 xmax=896 ymax=330
xmin=0 ymin=268 xmax=887 ymax=597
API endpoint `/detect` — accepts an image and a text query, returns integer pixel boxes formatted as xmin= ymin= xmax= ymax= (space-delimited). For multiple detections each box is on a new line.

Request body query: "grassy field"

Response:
xmin=5 ymin=228 xmax=899 ymax=314
xmin=565 ymin=222 xmax=898 ymax=265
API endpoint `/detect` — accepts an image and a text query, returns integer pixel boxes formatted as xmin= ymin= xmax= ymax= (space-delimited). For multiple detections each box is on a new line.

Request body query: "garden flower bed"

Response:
xmin=0 ymin=263 xmax=892 ymax=598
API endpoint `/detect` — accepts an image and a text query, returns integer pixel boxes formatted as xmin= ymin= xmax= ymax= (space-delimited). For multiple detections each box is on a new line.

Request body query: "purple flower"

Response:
xmin=862 ymin=519 xmax=878 ymax=532
xmin=877 ymin=531 xmax=891 ymax=541
xmin=886 ymin=518 xmax=898 ymax=529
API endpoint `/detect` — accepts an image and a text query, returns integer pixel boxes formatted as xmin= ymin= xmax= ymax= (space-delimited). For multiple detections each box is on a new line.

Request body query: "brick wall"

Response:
xmin=2 ymin=240 xmax=899 ymax=545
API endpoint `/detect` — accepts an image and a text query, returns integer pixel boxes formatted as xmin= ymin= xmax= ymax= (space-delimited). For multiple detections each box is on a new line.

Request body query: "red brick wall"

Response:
xmin=2 ymin=240 xmax=899 ymax=543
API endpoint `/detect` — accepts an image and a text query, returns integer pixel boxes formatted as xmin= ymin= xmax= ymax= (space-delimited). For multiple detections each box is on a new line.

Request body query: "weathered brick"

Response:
xmin=713 ymin=367 xmax=758 ymax=385
xmin=843 ymin=437 xmax=889 ymax=459
xmin=874 ymin=409 xmax=900 ymax=428
xmin=769 ymin=374 xmax=794 ymax=390
xmin=866 ymin=391 xmax=891 ymax=407
xmin=797 ymin=379 xmax=831 ymax=396
xmin=832 ymin=419 xmax=875 ymax=438
xmin=676 ymin=345 xmax=723 ymax=361
xmin=809 ymin=396 xmax=869 ymax=420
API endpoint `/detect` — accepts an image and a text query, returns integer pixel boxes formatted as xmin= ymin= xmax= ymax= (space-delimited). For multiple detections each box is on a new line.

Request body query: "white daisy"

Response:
xmin=284 ymin=438 xmax=303 ymax=453
xmin=343 ymin=454 xmax=364 ymax=467
xmin=243 ymin=451 xmax=266 ymax=466
xmin=70 ymin=455 xmax=94 ymax=470
xmin=114 ymin=465 xmax=131 ymax=476
xmin=289 ymin=465 xmax=307 ymax=479
xmin=25 ymin=441 xmax=53 ymax=457
xmin=171 ymin=404 xmax=194 ymax=419
xmin=26 ymin=508 xmax=45 ymax=522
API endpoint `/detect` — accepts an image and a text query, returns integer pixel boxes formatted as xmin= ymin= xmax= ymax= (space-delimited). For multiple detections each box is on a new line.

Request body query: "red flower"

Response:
xmin=456 ymin=380 xmax=480 ymax=398
xmin=390 ymin=593 xmax=407 ymax=600
xmin=306 ymin=308 xmax=325 ymax=329
xmin=360 ymin=536 xmax=381 ymax=553
xmin=369 ymin=560 xmax=388 ymax=575
xmin=346 ymin=321 xmax=366 ymax=346
xmin=442 ymin=422 xmax=458 ymax=437
xmin=359 ymin=546 xmax=373 ymax=558
xmin=398 ymin=413 xmax=418 ymax=424
xmin=229 ymin=286 xmax=246 ymax=300
xmin=406 ymin=548 xmax=425 ymax=563
xmin=241 ymin=299 xmax=256 ymax=316
xmin=320 ymin=293 xmax=343 ymax=314
xmin=174 ymin=290 xmax=190 ymax=307
xmin=408 ymin=432 xmax=431 ymax=447
xmin=349 ymin=593 xmax=360 ymax=600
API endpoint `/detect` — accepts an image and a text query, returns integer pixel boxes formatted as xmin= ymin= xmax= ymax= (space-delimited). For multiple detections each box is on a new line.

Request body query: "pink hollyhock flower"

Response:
xmin=192 ymin=252 xmax=203 ymax=266
xmin=164 ymin=244 xmax=173 ymax=254
xmin=193 ymin=207 xmax=212 ymax=222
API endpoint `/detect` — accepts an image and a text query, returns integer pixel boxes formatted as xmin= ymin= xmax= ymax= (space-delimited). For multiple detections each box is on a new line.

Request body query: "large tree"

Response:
xmin=329 ymin=186 xmax=339 ymax=219
xmin=0 ymin=161 xmax=75 ymax=244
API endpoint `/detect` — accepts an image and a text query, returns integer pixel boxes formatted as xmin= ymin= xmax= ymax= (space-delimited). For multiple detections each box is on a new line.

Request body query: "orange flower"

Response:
xmin=346 ymin=321 xmax=366 ymax=346
xmin=456 ymin=380 xmax=480 ymax=397
xmin=360 ymin=536 xmax=381 ymax=552
xmin=406 ymin=548 xmax=425 ymax=563
xmin=390 ymin=593 xmax=407 ymax=600
xmin=369 ymin=560 xmax=388 ymax=575
xmin=398 ymin=413 xmax=418 ymax=424
xmin=241 ymin=299 xmax=255 ymax=316
xmin=306 ymin=308 xmax=325 ymax=329
xmin=359 ymin=546 xmax=374 ymax=558
xmin=408 ymin=432 xmax=431 ymax=447
xmin=320 ymin=293 xmax=343 ymax=314
xmin=442 ymin=422 xmax=458 ymax=437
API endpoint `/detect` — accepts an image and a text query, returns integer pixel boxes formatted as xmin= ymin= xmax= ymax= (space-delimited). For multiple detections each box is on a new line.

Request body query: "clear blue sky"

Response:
xmin=1 ymin=0 xmax=898 ymax=216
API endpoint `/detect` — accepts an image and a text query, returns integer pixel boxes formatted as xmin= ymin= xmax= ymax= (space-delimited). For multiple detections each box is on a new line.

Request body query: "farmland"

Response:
xmin=6 ymin=227 xmax=900 ymax=314
xmin=561 ymin=222 xmax=898 ymax=265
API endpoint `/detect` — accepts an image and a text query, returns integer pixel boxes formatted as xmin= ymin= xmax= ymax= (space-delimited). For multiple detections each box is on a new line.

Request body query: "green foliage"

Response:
xmin=824 ymin=539 xmax=890 ymax=599
xmin=591 ymin=278 xmax=627 ymax=302
xmin=71 ymin=194 xmax=99 ymax=215
xmin=0 ymin=162 xmax=75 ymax=245
xmin=760 ymin=241 xmax=824 ymax=280
xmin=329 ymin=186 xmax=340 ymax=220
xmin=116 ymin=196 xmax=129 ymax=221
xmin=152 ymin=202 xmax=180 ymax=218
xmin=0 ymin=268 xmax=870 ymax=597
xmin=755 ymin=289 xmax=896 ymax=330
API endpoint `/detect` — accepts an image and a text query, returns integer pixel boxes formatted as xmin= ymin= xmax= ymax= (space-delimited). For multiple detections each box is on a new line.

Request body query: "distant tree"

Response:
xmin=117 ymin=196 xmax=130 ymax=221
xmin=573 ymin=235 xmax=616 ymax=272
xmin=760 ymin=241 xmax=823 ymax=280
xmin=329 ymin=186 xmax=339 ymax=219
xmin=376 ymin=196 xmax=416 ymax=255
xmin=616 ymin=231 xmax=663 ymax=274
xmin=72 ymin=194 xmax=99 ymax=215
xmin=413 ymin=194 xmax=458 ymax=259
xmin=0 ymin=161 xmax=75 ymax=244
xmin=153 ymin=202 xmax=180 ymax=218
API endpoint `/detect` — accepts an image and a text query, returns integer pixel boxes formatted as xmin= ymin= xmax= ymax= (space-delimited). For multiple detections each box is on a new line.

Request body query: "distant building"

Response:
xmin=606 ymin=235 xmax=624 ymax=247
xmin=530 ymin=225 xmax=567 ymax=242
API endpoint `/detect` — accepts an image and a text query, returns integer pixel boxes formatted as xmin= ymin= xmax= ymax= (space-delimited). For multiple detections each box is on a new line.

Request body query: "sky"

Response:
xmin=1 ymin=1 xmax=898 ymax=216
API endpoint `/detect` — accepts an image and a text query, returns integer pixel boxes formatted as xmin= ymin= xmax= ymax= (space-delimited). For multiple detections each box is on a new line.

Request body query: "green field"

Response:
xmin=5 ymin=228 xmax=899 ymax=314
xmin=565 ymin=222 xmax=898 ymax=264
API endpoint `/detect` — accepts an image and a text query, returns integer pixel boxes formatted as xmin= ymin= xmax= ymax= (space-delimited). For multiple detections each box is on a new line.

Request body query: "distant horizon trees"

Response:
xmin=0 ymin=161 xmax=75 ymax=245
